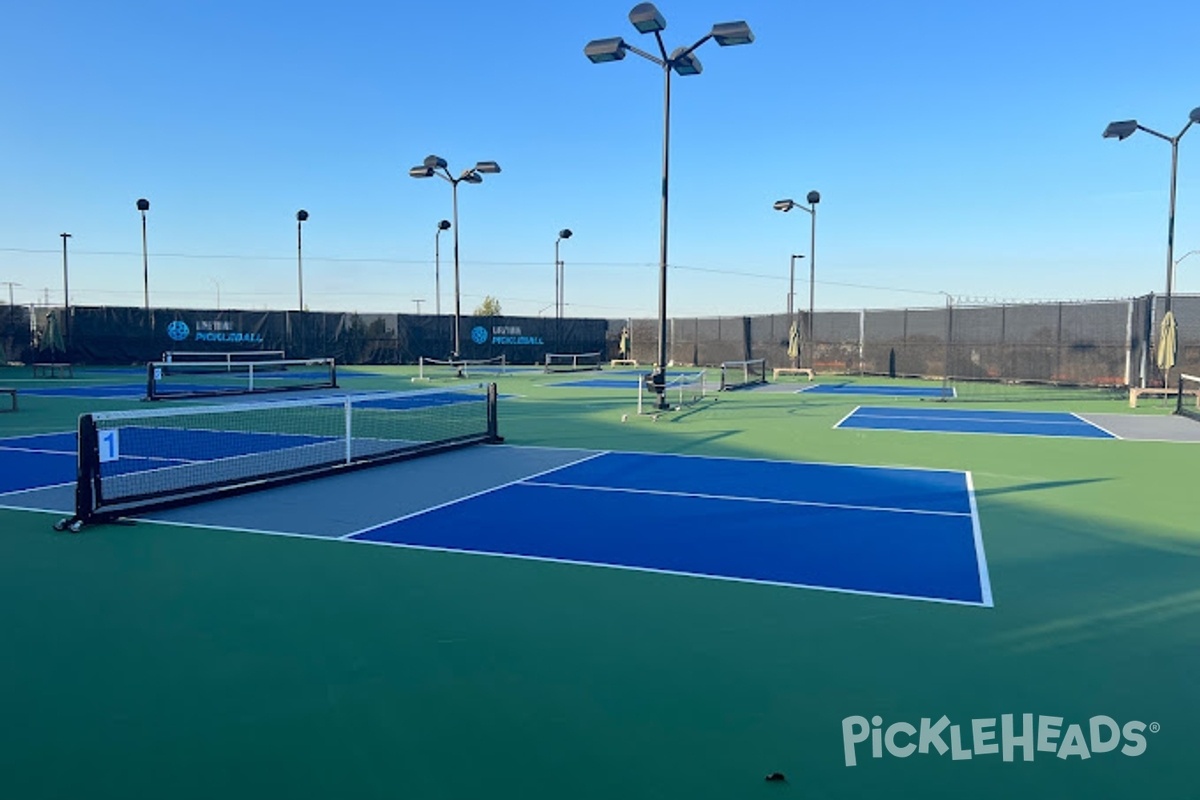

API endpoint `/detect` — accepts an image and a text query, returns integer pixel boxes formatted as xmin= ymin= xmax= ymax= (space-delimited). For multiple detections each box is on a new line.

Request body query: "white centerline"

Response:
xmin=521 ymin=480 xmax=972 ymax=518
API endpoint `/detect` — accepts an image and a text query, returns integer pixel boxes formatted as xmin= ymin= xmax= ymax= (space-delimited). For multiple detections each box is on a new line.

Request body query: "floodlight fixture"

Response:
xmin=1102 ymin=120 xmax=1138 ymax=140
xmin=584 ymin=37 xmax=628 ymax=63
xmin=711 ymin=21 xmax=754 ymax=46
xmin=773 ymin=199 xmax=795 ymax=212
xmin=409 ymin=166 xmax=434 ymax=178
xmin=629 ymin=3 xmax=666 ymax=33
xmin=670 ymin=47 xmax=702 ymax=76
xmin=807 ymin=190 xmax=821 ymax=205
xmin=423 ymin=155 xmax=448 ymax=170
xmin=475 ymin=161 xmax=501 ymax=174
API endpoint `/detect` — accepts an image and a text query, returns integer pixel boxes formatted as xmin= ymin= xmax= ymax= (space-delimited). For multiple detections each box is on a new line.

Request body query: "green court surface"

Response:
xmin=1 ymin=365 xmax=1197 ymax=800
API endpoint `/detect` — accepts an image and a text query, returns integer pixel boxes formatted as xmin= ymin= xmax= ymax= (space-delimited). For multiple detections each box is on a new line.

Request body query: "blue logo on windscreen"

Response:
xmin=471 ymin=326 xmax=488 ymax=344
xmin=167 ymin=320 xmax=190 ymax=341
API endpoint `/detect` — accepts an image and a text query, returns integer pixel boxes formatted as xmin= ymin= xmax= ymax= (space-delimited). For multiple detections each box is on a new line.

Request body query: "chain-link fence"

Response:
xmin=617 ymin=294 xmax=1200 ymax=389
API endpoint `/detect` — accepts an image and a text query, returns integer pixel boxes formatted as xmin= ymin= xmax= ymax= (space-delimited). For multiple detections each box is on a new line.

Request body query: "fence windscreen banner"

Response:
xmin=42 ymin=307 xmax=609 ymax=367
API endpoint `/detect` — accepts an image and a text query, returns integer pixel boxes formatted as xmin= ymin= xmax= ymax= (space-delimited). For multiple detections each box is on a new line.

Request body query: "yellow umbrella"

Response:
xmin=787 ymin=319 xmax=800 ymax=364
xmin=1157 ymin=310 xmax=1177 ymax=374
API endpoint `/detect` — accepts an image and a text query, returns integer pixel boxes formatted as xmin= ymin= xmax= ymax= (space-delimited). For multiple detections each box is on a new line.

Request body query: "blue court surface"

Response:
xmin=836 ymin=405 xmax=1116 ymax=439
xmin=799 ymin=383 xmax=953 ymax=398
xmin=1 ymin=424 xmax=991 ymax=606
xmin=551 ymin=371 xmax=706 ymax=390
xmin=348 ymin=451 xmax=991 ymax=606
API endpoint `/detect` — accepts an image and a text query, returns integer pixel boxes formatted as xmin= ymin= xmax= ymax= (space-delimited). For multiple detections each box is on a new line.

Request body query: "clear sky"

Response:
xmin=2 ymin=0 xmax=1198 ymax=319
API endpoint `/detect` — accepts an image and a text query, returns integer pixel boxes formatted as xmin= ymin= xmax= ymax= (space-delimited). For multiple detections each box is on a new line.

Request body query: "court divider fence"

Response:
xmin=12 ymin=293 xmax=1199 ymax=389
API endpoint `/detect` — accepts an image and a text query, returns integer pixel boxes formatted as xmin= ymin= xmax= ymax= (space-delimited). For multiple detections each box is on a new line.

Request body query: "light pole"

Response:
xmin=296 ymin=209 xmax=309 ymax=311
xmin=410 ymin=155 xmax=501 ymax=358
xmin=435 ymin=219 xmax=451 ymax=317
xmin=1103 ymin=107 xmax=1200 ymax=314
xmin=773 ymin=191 xmax=821 ymax=368
xmin=210 ymin=278 xmax=221 ymax=310
xmin=412 ymin=299 xmax=425 ymax=315
xmin=59 ymin=233 xmax=71 ymax=345
xmin=136 ymin=198 xmax=150 ymax=311
xmin=0 ymin=280 xmax=18 ymax=309
xmin=555 ymin=228 xmax=573 ymax=319
xmin=586 ymin=4 xmax=754 ymax=409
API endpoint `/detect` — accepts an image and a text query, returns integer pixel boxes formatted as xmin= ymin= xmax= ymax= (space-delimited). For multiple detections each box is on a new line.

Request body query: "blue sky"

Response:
xmin=1 ymin=0 xmax=1198 ymax=319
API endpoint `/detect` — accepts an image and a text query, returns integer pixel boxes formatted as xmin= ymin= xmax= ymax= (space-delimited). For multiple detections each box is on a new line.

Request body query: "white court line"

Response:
xmin=521 ymin=480 xmax=972 ymax=518
xmin=506 ymin=442 xmax=972 ymax=476
xmin=323 ymin=536 xmax=991 ymax=608
xmin=1070 ymin=412 xmax=1121 ymax=439
xmin=0 ymin=503 xmax=72 ymax=516
xmin=965 ymin=472 xmax=994 ymax=608
xmin=0 ymin=445 xmax=76 ymax=456
xmin=337 ymin=450 xmax=610 ymax=540
xmin=831 ymin=424 xmax=1119 ymax=442
xmin=847 ymin=410 xmax=1097 ymax=426
xmin=0 ymin=480 xmax=76 ymax=498
xmin=831 ymin=405 xmax=862 ymax=429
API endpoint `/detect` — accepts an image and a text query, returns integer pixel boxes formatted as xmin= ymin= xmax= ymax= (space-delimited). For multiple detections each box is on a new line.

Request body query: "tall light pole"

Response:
xmin=435 ymin=219 xmax=451 ymax=317
xmin=136 ymin=198 xmax=150 ymax=311
xmin=0 ymin=281 xmax=19 ymax=309
xmin=296 ymin=209 xmax=309 ymax=311
xmin=773 ymin=191 xmax=821 ymax=368
xmin=1103 ymin=107 xmax=1200 ymax=314
xmin=59 ymin=233 xmax=71 ymax=345
xmin=210 ymin=278 xmax=221 ymax=310
xmin=586 ymin=4 xmax=754 ymax=409
xmin=409 ymin=155 xmax=501 ymax=358
xmin=555 ymin=228 xmax=573 ymax=319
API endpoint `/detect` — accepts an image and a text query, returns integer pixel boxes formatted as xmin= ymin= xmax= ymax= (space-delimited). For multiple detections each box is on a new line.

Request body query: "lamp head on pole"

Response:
xmin=773 ymin=199 xmax=796 ymax=212
xmin=1190 ymin=107 xmax=1200 ymax=124
xmin=438 ymin=219 xmax=452 ymax=231
xmin=711 ymin=21 xmax=754 ymax=46
xmin=296 ymin=209 xmax=309 ymax=223
xmin=670 ymin=47 xmax=703 ymax=76
xmin=1102 ymin=120 xmax=1138 ymax=140
xmin=629 ymin=3 xmax=666 ymax=33
xmin=136 ymin=198 xmax=150 ymax=213
xmin=806 ymin=190 xmax=821 ymax=205
xmin=584 ymin=37 xmax=629 ymax=63
xmin=557 ymin=228 xmax=573 ymax=242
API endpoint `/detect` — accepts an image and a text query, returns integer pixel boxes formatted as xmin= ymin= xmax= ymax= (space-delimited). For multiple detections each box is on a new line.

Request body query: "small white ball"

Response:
xmin=621 ymin=414 xmax=628 ymax=423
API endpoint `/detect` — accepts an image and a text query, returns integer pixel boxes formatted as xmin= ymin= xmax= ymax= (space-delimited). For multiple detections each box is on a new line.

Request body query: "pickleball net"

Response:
xmin=146 ymin=357 xmax=337 ymax=400
xmin=720 ymin=359 xmax=767 ymax=391
xmin=1177 ymin=373 xmax=1200 ymax=423
xmin=545 ymin=352 xmax=603 ymax=372
xmin=56 ymin=384 xmax=501 ymax=530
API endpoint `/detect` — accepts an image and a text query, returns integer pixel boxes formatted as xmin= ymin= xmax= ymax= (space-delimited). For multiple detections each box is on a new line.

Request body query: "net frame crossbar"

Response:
xmin=636 ymin=370 xmax=708 ymax=415
xmin=414 ymin=355 xmax=507 ymax=381
xmin=161 ymin=350 xmax=287 ymax=367
xmin=1177 ymin=373 xmax=1200 ymax=422
xmin=55 ymin=384 xmax=502 ymax=531
xmin=719 ymin=359 xmax=768 ymax=391
xmin=544 ymin=352 xmax=603 ymax=373
xmin=146 ymin=357 xmax=337 ymax=400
